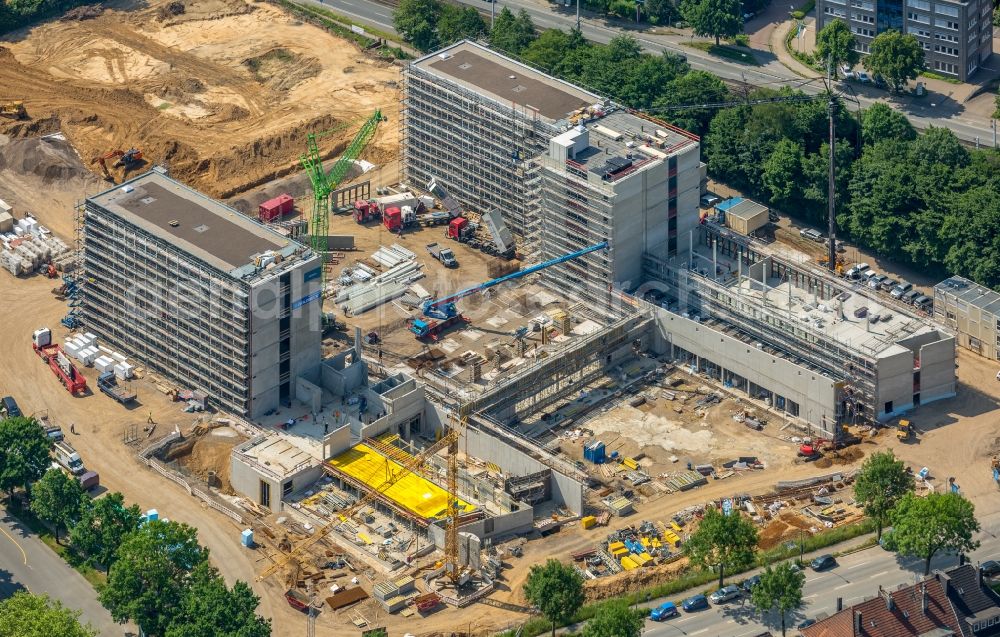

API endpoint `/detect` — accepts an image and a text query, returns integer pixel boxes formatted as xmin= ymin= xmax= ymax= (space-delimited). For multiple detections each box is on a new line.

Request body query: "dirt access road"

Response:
xmin=0 ymin=0 xmax=399 ymax=198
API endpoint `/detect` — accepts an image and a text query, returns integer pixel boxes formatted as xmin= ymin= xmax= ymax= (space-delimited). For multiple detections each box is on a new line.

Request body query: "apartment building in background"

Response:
xmin=82 ymin=169 xmax=322 ymax=418
xmin=815 ymin=0 xmax=993 ymax=81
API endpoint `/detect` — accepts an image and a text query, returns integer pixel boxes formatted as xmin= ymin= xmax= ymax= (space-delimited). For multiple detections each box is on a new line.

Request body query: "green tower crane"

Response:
xmin=300 ymin=110 xmax=385 ymax=278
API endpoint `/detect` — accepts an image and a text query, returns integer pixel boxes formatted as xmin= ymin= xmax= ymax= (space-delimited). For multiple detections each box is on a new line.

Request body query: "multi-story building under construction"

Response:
xmin=81 ymin=169 xmax=322 ymax=418
xmin=403 ymin=40 xmax=702 ymax=309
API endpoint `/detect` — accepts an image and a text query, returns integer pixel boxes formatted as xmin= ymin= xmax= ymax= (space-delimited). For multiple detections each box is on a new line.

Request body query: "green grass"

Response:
xmin=277 ymin=0 xmax=411 ymax=60
xmin=920 ymin=70 xmax=962 ymax=84
xmin=499 ymin=519 xmax=876 ymax=637
xmin=683 ymin=41 xmax=761 ymax=65
xmin=7 ymin=502 xmax=106 ymax=590
xmin=157 ymin=102 xmax=172 ymax=110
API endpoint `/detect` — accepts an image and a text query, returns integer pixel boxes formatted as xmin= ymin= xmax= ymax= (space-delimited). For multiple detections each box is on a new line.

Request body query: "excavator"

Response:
xmin=91 ymin=148 xmax=143 ymax=183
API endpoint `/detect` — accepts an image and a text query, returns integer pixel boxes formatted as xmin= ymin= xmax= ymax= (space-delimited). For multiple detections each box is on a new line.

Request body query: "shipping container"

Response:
xmin=258 ymin=194 xmax=294 ymax=222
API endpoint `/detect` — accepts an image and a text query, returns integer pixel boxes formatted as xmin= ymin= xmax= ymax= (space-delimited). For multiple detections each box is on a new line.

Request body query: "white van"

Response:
xmin=53 ymin=441 xmax=85 ymax=476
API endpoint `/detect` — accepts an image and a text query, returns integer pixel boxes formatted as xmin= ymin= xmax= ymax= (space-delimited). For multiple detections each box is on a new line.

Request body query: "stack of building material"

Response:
xmin=335 ymin=246 xmax=425 ymax=315
xmin=0 ymin=250 xmax=28 ymax=275
xmin=94 ymin=355 xmax=116 ymax=374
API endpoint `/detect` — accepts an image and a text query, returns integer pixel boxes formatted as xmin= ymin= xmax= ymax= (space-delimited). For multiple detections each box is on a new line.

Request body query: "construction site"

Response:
xmin=0 ymin=5 xmax=986 ymax=635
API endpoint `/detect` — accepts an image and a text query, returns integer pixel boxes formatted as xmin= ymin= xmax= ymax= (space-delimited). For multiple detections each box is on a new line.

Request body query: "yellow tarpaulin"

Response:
xmin=328 ymin=443 xmax=475 ymax=520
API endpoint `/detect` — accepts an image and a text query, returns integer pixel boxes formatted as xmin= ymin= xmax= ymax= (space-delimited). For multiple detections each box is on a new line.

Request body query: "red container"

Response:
xmin=258 ymin=193 xmax=294 ymax=222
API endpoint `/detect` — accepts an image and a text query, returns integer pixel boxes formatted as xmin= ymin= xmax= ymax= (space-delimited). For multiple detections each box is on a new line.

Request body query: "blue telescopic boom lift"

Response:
xmin=410 ymin=241 xmax=608 ymax=340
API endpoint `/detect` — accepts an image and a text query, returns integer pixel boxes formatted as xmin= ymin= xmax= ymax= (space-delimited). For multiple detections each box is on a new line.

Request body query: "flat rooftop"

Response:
xmin=935 ymin=275 xmax=1000 ymax=314
xmin=687 ymin=242 xmax=934 ymax=358
xmin=717 ymin=197 xmax=768 ymax=221
xmin=237 ymin=436 xmax=317 ymax=479
xmin=568 ymin=111 xmax=697 ymax=178
xmin=415 ymin=40 xmax=598 ymax=122
xmin=88 ymin=170 xmax=298 ymax=275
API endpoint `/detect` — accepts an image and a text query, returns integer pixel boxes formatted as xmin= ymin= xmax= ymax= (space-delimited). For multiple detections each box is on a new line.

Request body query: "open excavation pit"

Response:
xmin=0 ymin=0 xmax=400 ymax=198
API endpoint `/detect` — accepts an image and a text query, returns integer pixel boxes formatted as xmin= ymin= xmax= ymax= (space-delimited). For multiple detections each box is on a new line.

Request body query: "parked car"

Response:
xmin=742 ymin=575 xmax=761 ymax=592
xmin=846 ymin=263 xmax=871 ymax=279
xmin=800 ymin=228 xmax=824 ymax=242
xmin=880 ymin=278 xmax=899 ymax=292
xmin=1 ymin=396 xmax=22 ymax=418
xmin=980 ymin=561 xmax=1000 ymax=577
xmin=841 ymin=64 xmax=854 ymax=79
xmin=868 ymin=274 xmax=887 ymax=289
xmin=856 ymin=71 xmax=871 ymax=83
xmin=768 ymin=210 xmax=780 ymax=223
xmin=902 ymin=289 xmax=921 ymax=304
xmin=701 ymin=194 xmax=721 ymax=208
xmin=860 ymin=269 xmax=879 ymax=282
xmin=682 ymin=594 xmax=709 ymax=612
xmin=650 ymin=601 xmax=679 ymax=621
xmin=891 ymin=282 xmax=914 ymax=298
xmin=873 ymin=74 xmax=888 ymax=89
xmin=798 ymin=618 xmax=817 ymax=629
xmin=811 ymin=554 xmax=838 ymax=571
xmin=710 ymin=585 xmax=742 ymax=604
xmin=914 ymin=295 xmax=933 ymax=312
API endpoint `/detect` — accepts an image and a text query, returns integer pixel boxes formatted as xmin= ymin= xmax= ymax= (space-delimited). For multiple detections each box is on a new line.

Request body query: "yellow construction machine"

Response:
xmin=0 ymin=101 xmax=27 ymax=120
xmin=896 ymin=419 xmax=912 ymax=441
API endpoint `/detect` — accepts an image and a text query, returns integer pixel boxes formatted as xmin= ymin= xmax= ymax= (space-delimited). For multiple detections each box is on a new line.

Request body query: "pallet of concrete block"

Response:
xmin=663 ymin=470 xmax=708 ymax=492
xmin=0 ymin=249 xmax=30 ymax=276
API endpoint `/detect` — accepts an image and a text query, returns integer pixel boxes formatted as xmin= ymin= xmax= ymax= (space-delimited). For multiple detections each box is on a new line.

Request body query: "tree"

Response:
xmin=656 ymin=70 xmax=729 ymax=135
xmin=521 ymin=28 xmax=588 ymax=75
xmin=762 ymin=139 xmax=805 ymax=212
xmin=861 ymin=102 xmax=916 ymax=145
xmin=750 ymin=563 xmax=805 ymax=637
xmin=852 ymin=451 xmax=915 ymax=541
xmin=100 ymin=520 xmax=210 ymax=637
xmin=0 ymin=416 xmax=52 ymax=499
xmin=523 ymin=559 xmax=584 ymax=637
xmin=863 ymin=30 xmax=924 ymax=92
xmin=0 ymin=591 xmax=98 ymax=637
xmin=682 ymin=0 xmax=742 ymax=45
xmin=489 ymin=7 xmax=536 ymax=54
xmin=941 ymin=186 xmax=1000 ymax=289
xmin=890 ymin=492 xmax=980 ymax=575
xmin=645 ymin=0 xmax=682 ymax=25
xmin=683 ymin=507 xmax=758 ymax=587
xmin=392 ymin=0 xmax=443 ymax=52
xmin=69 ymin=491 xmax=143 ymax=570
xmin=815 ymin=19 xmax=859 ymax=73
xmin=437 ymin=5 xmax=487 ymax=46
xmin=582 ymin=599 xmax=643 ymax=637
xmin=165 ymin=563 xmax=270 ymax=637
xmin=30 ymin=468 xmax=86 ymax=544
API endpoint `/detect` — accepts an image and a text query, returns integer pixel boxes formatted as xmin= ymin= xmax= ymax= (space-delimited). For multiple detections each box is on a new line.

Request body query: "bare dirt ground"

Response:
xmin=0 ymin=0 xmax=400 ymax=198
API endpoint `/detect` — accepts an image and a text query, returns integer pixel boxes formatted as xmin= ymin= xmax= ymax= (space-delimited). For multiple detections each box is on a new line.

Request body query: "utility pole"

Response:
xmin=826 ymin=56 xmax=837 ymax=274
xmin=491 ymin=0 xmax=496 ymax=28
xmin=992 ymin=119 xmax=997 ymax=149
xmin=576 ymin=0 xmax=581 ymax=32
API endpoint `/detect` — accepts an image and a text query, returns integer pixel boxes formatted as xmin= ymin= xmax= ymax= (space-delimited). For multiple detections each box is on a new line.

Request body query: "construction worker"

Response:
xmin=69 ymin=423 xmax=75 ymax=435
xmin=147 ymin=411 xmax=155 ymax=425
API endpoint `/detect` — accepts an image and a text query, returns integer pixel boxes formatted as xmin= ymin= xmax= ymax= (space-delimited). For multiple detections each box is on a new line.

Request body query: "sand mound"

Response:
xmin=0 ymin=135 xmax=91 ymax=183
xmin=0 ymin=0 xmax=400 ymax=198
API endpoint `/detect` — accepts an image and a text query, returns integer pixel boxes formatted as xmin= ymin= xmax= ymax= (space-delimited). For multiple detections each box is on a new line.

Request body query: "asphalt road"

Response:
xmin=0 ymin=507 xmax=124 ymax=637
xmin=639 ymin=511 xmax=1000 ymax=637
xmin=318 ymin=0 xmax=997 ymax=144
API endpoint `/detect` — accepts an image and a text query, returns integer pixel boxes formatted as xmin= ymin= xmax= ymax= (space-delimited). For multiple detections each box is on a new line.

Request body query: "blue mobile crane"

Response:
xmin=409 ymin=242 xmax=609 ymax=340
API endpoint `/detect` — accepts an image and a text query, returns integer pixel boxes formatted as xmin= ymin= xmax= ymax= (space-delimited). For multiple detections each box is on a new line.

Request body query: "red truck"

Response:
xmin=32 ymin=328 xmax=87 ymax=395
xmin=258 ymin=194 xmax=294 ymax=222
